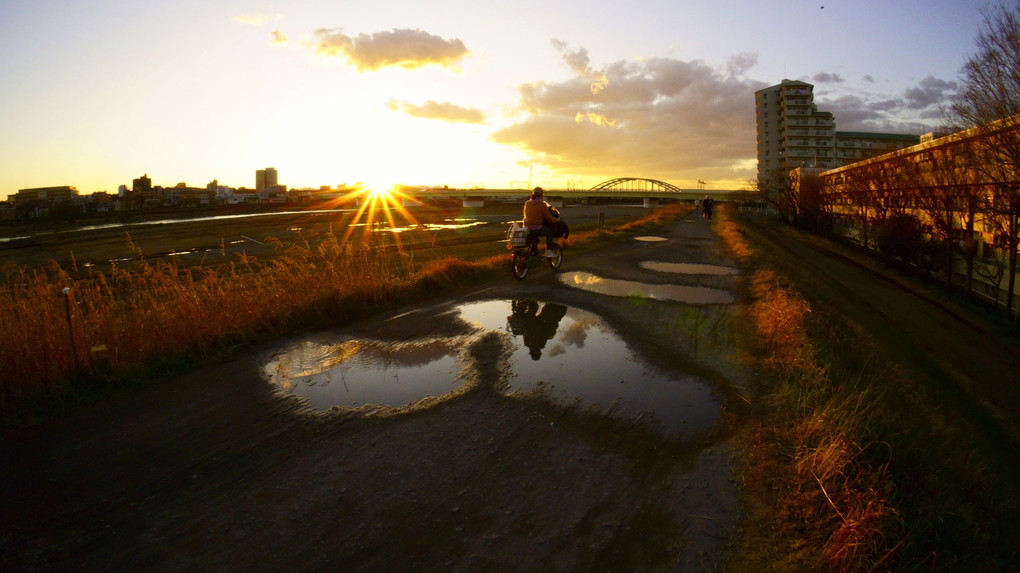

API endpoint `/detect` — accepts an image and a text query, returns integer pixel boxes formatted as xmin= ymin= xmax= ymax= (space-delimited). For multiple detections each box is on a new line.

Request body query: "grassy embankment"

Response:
xmin=716 ymin=206 xmax=1019 ymax=571
xmin=0 ymin=204 xmax=687 ymax=432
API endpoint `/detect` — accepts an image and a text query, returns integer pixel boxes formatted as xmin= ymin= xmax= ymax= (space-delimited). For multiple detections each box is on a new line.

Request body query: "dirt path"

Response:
xmin=0 ymin=210 xmax=750 ymax=572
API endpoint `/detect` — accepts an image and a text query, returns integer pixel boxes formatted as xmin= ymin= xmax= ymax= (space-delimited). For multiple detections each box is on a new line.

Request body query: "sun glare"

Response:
xmin=334 ymin=180 xmax=421 ymax=250
xmin=366 ymin=181 xmax=394 ymax=199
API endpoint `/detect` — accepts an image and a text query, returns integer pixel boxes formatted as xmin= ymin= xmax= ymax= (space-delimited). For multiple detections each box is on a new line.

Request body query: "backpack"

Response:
xmin=552 ymin=219 xmax=569 ymax=239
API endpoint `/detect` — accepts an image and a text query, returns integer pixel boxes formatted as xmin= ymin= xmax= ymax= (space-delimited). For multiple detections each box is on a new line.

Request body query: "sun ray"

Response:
xmin=316 ymin=180 xmax=427 ymax=255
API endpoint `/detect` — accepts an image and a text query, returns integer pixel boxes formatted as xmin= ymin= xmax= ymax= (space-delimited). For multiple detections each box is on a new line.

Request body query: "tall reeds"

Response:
xmin=0 ymin=225 xmax=494 ymax=419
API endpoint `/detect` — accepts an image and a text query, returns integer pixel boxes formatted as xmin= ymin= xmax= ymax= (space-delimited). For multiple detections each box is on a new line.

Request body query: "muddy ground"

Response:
xmin=1 ymin=209 xmax=751 ymax=571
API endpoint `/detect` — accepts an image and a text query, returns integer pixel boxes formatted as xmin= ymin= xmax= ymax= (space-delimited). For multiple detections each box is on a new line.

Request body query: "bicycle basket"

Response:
xmin=509 ymin=224 xmax=529 ymax=247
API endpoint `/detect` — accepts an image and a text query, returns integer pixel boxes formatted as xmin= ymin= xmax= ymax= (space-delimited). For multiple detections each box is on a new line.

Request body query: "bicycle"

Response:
xmin=506 ymin=222 xmax=563 ymax=280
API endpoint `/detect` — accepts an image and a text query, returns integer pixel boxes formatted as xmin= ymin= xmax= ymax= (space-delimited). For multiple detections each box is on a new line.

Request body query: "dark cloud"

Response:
xmin=812 ymin=72 xmax=844 ymax=84
xmin=492 ymin=52 xmax=766 ymax=180
xmin=904 ymin=75 xmax=957 ymax=109
xmin=387 ymin=99 xmax=485 ymax=124
xmin=313 ymin=28 xmax=469 ymax=71
xmin=819 ymin=76 xmax=957 ymax=132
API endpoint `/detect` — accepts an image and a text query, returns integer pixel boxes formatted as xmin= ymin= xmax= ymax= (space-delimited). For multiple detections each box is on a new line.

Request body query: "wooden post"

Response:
xmin=63 ymin=287 xmax=81 ymax=373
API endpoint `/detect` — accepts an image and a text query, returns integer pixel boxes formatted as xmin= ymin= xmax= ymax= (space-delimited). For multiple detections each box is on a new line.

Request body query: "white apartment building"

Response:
xmin=755 ymin=79 xmax=836 ymax=188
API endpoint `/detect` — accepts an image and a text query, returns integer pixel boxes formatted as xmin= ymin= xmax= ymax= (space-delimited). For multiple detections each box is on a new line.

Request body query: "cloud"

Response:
xmin=387 ymin=99 xmax=485 ymax=124
xmin=818 ymin=75 xmax=957 ymax=131
xmin=312 ymin=28 xmax=469 ymax=71
xmin=812 ymin=72 xmax=845 ymax=84
xmin=271 ymin=30 xmax=288 ymax=45
xmin=552 ymin=39 xmax=592 ymax=76
xmin=726 ymin=52 xmax=759 ymax=77
xmin=552 ymin=40 xmax=609 ymax=94
xmin=903 ymin=75 xmax=957 ymax=109
xmin=492 ymin=53 xmax=766 ymax=182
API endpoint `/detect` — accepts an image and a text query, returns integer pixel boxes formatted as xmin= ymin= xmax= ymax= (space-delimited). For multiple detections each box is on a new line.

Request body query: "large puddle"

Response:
xmin=263 ymin=338 xmax=464 ymax=410
xmin=559 ymin=271 xmax=735 ymax=304
xmin=264 ymin=299 xmax=720 ymax=433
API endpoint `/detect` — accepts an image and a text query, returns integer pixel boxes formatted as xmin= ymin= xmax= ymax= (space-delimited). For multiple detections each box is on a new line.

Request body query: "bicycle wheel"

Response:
xmin=547 ymin=245 xmax=562 ymax=269
xmin=512 ymin=252 xmax=529 ymax=280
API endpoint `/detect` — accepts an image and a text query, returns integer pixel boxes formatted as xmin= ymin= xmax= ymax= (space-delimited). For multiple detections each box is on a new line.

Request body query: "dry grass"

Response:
xmin=715 ymin=206 xmax=903 ymax=571
xmin=734 ymin=266 xmax=901 ymax=572
xmin=722 ymin=205 xmax=1020 ymax=571
xmin=0 ymin=227 xmax=494 ymax=414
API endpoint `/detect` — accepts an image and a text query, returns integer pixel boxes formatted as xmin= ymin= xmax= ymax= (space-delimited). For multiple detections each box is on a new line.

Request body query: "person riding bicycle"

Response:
xmin=523 ymin=187 xmax=560 ymax=256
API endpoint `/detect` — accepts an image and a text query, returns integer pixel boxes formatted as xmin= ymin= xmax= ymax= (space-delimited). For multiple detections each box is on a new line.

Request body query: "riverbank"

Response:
xmin=0 ymin=201 xmax=656 ymax=271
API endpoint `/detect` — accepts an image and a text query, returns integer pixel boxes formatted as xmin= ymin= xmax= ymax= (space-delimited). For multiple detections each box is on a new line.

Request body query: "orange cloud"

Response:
xmin=271 ymin=30 xmax=288 ymax=45
xmin=387 ymin=99 xmax=485 ymax=124
xmin=313 ymin=28 xmax=469 ymax=71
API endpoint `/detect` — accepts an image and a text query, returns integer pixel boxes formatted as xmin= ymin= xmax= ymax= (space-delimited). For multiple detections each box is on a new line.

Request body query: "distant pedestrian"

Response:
xmin=702 ymin=195 xmax=714 ymax=220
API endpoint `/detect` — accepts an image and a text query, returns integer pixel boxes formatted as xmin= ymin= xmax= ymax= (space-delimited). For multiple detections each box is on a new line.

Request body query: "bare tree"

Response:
xmin=755 ymin=167 xmax=797 ymax=224
xmin=950 ymin=1 xmax=1020 ymax=315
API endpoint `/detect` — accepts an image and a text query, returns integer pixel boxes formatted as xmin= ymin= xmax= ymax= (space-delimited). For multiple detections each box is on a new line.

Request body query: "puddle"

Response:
xmin=640 ymin=261 xmax=741 ymax=276
xmin=385 ymin=221 xmax=488 ymax=233
xmin=264 ymin=299 xmax=721 ymax=434
xmin=559 ymin=272 xmax=735 ymax=304
xmin=458 ymin=300 xmax=719 ymax=432
xmin=634 ymin=236 xmax=668 ymax=242
xmin=263 ymin=338 xmax=466 ymax=410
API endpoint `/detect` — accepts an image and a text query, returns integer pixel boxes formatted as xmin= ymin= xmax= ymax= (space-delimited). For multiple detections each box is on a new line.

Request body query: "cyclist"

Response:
xmin=523 ymin=187 xmax=560 ymax=256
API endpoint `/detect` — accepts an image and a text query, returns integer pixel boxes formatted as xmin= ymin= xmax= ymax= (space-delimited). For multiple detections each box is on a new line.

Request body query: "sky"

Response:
xmin=0 ymin=0 xmax=994 ymax=196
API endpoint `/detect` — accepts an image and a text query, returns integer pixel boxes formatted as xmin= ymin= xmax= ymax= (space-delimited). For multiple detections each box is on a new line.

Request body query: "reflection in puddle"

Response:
xmin=640 ymin=261 xmax=741 ymax=276
xmin=559 ymin=272 xmax=735 ymax=304
xmin=458 ymin=300 xmax=719 ymax=433
xmin=263 ymin=299 xmax=721 ymax=434
xmin=634 ymin=236 xmax=668 ymax=242
xmin=385 ymin=221 xmax=488 ymax=233
xmin=263 ymin=338 xmax=465 ymax=410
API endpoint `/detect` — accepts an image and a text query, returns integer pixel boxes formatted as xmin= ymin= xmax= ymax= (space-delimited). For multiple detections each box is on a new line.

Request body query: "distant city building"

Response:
xmin=256 ymin=167 xmax=278 ymax=190
xmin=11 ymin=186 xmax=79 ymax=207
xmin=165 ymin=184 xmax=213 ymax=206
xmin=755 ymin=79 xmax=919 ymax=188
xmin=132 ymin=174 xmax=152 ymax=195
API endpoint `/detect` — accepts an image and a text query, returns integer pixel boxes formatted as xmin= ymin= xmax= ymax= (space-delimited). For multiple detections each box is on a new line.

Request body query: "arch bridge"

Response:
xmin=395 ymin=177 xmax=738 ymax=207
xmin=589 ymin=177 xmax=685 ymax=193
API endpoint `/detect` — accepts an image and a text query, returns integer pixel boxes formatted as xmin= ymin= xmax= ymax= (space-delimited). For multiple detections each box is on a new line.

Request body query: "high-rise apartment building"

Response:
xmin=756 ymin=79 xmax=920 ymax=189
xmin=256 ymin=167 xmax=278 ymax=190
xmin=755 ymin=79 xmax=836 ymax=188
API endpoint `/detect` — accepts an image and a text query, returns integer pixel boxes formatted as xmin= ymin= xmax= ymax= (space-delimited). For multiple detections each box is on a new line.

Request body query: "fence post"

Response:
xmin=62 ymin=287 xmax=81 ymax=374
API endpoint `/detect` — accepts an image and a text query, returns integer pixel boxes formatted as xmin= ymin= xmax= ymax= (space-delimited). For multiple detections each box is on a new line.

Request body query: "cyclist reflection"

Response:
xmin=507 ymin=299 xmax=568 ymax=360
